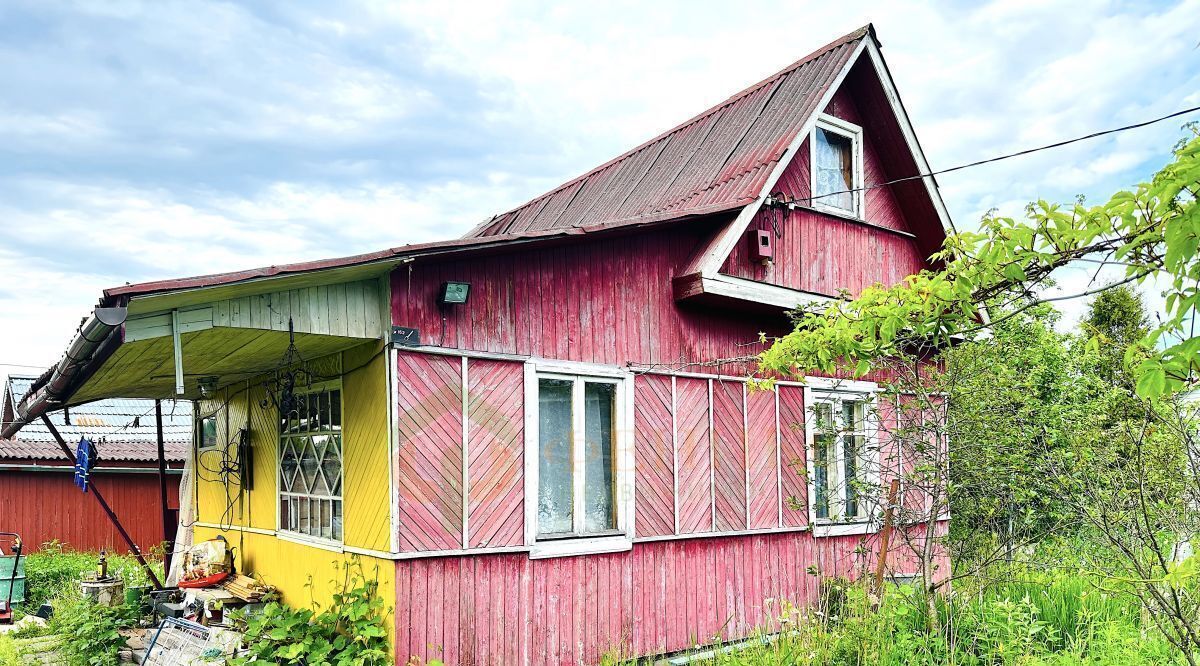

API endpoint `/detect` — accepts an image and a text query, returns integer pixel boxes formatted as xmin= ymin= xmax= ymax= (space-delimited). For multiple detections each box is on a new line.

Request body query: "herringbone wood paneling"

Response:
xmin=397 ymin=351 xmax=465 ymax=551
xmin=467 ymin=359 xmax=525 ymax=548
xmin=676 ymin=377 xmax=712 ymax=534
xmin=746 ymin=387 xmax=780 ymax=529
xmin=634 ymin=374 xmax=674 ymax=537
xmin=712 ymin=380 xmax=747 ymax=531
xmin=778 ymin=385 xmax=809 ymax=528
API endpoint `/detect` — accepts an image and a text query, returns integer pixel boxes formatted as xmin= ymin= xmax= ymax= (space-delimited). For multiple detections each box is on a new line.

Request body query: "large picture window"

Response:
xmin=525 ymin=362 xmax=632 ymax=558
xmin=278 ymin=381 xmax=343 ymax=542
xmin=810 ymin=389 xmax=875 ymax=529
xmin=811 ymin=115 xmax=864 ymax=218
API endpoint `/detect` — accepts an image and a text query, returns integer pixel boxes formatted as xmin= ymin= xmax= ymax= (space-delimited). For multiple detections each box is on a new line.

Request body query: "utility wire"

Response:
xmin=783 ymin=103 xmax=1200 ymax=205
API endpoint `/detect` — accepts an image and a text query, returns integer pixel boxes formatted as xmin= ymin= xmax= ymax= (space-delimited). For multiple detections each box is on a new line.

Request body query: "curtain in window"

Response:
xmin=814 ymin=127 xmax=855 ymax=212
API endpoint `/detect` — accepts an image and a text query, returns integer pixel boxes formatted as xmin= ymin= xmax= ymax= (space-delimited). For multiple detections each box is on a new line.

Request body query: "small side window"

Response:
xmin=197 ymin=414 xmax=218 ymax=451
xmin=811 ymin=115 xmax=863 ymax=217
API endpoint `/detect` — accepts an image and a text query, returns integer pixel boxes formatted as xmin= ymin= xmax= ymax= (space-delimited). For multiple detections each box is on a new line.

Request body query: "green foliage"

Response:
xmin=759 ymin=131 xmax=1200 ymax=401
xmin=233 ymin=559 xmax=391 ymax=666
xmin=49 ymin=594 xmax=134 ymax=666
xmin=944 ymin=304 xmax=1084 ymax=552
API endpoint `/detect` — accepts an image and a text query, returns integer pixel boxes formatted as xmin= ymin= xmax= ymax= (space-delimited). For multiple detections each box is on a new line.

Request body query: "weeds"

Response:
xmin=612 ymin=564 xmax=1187 ymax=666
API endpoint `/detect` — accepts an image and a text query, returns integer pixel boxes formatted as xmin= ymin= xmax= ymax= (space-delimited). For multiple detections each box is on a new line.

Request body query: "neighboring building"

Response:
xmin=2 ymin=25 xmax=953 ymax=664
xmin=0 ymin=376 xmax=189 ymax=553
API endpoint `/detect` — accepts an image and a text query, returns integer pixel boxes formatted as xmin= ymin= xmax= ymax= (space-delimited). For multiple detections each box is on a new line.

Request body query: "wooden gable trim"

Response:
xmin=672 ymin=273 xmax=832 ymax=311
xmin=676 ymin=34 xmax=954 ymax=310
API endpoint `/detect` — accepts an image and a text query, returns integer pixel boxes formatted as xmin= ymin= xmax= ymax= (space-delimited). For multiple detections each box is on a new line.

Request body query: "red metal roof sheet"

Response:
xmin=1 ymin=376 xmax=190 ymax=462
xmin=466 ymin=26 xmax=870 ymax=239
xmin=0 ymin=437 xmax=188 ymax=463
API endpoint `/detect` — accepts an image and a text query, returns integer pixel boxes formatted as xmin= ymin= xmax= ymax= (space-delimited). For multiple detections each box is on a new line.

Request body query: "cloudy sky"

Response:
xmin=1 ymin=0 xmax=1198 ymax=383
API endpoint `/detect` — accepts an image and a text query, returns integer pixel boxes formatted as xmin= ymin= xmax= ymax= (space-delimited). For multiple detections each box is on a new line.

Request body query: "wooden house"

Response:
xmin=1 ymin=24 xmax=953 ymax=664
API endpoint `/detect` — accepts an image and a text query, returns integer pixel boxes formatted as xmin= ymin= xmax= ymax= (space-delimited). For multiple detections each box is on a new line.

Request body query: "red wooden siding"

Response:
xmin=778 ymin=385 xmax=809 ymax=528
xmin=746 ymin=387 xmax=779 ymax=529
xmin=711 ymin=380 xmax=746 ymax=532
xmin=392 ymin=224 xmax=800 ymax=377
xmin=632 ymin=374 xmax=674 ymax=537
xmin=397 ymin=352 xmax=465 ymax=551
xmin=396 ymin=351 xmax=527 ymax=552
xmin=467 ymin=360 xmax=525 ymax=549
xmin=395 ymin=525 xmax=950 ymax=666
xmin=674 ymin=377 xmax=712 ymax=534
xmin=0 ymin=469 xmax=178 ymax=553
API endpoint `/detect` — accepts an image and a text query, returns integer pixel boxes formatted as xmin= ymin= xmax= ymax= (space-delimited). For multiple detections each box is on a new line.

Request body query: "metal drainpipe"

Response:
xmin=1 ymin=307 xmax=127 ymax=439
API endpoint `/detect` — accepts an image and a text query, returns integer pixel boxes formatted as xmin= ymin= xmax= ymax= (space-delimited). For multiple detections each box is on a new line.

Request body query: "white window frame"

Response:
xmin=277 ymin=378 xmax=345 ymax=545
xmin=804 ymin=377 xmax=880 ymax=537
xmin=810 ymin=114 xmax=865 ymax=220
xmin=523 ymin=359 xmax=634 ymax=559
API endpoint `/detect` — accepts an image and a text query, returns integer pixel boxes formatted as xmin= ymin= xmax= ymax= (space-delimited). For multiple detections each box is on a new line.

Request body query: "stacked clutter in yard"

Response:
xmin=138 ymin=536 xmax=273 ymax=664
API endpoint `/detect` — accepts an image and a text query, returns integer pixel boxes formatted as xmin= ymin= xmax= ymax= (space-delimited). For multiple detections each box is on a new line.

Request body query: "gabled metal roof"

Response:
xmin=465 ymin=26 xmax=872 ymax=239
xmin=1 ymin=375 xmax=190 ymax=462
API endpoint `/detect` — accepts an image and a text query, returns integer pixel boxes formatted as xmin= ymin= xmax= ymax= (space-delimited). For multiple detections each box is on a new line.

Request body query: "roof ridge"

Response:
xmin=472 ymin=24 xmax=874 ymax=236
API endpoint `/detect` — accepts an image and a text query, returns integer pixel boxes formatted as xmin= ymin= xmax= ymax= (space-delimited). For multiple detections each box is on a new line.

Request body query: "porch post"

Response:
xmin=155 ymin=400 xmax=174 ymax=573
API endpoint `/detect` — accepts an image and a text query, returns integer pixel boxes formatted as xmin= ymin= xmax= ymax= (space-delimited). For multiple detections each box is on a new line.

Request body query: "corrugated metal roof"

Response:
xmin=2 ymin=375 xmax=190 ymax=462
xmin=466 ymin=26 xmax=870 ymax=239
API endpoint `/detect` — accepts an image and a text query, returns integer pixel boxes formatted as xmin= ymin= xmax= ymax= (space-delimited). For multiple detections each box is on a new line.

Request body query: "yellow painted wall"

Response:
xmin=192 ymin=526 xmax=394 ymax=624
xmin=191 ymin=341 xmax=395 ymax=635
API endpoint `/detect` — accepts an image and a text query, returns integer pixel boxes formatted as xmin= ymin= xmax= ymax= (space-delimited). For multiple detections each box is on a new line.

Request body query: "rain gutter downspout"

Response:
xmin=1 ymin=306 xmax=128 ymax=439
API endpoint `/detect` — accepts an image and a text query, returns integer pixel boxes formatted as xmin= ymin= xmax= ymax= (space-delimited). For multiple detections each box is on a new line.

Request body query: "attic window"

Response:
xmin=811 ymin=115 xmax=864 ymax=217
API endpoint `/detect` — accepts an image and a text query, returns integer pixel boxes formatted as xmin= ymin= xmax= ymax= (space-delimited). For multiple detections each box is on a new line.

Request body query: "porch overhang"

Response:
xmin=3 ymin=272 xmax=391 ymax=439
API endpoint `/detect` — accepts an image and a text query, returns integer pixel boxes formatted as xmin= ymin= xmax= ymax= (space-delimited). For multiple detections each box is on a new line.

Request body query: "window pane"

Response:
xmin=332 ymin=500 xmax=343 ymax=540
xmin=813 ymin=403 xmax=834 ymax=520
xmin=583 ymin=382 xmax=616 ymax=532
xmin=814 ymin=127 xmax=855 ymax=212
xmin=538 ymin=379 xmax=574 ymax=535
xmin=280 ymin=440 xmax=298 ymax=492
xmin=843 ymin=400 xmax=865 ymax=433
xmin=844 ymin=434 xmax=863 ymax=518
xmin=329 ymin=390 xmax=342 ymax=430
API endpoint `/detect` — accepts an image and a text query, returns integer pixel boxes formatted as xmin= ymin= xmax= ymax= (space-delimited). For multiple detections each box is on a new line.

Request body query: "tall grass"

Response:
xmin=609 ymin=566 xmax=1185 ymax=666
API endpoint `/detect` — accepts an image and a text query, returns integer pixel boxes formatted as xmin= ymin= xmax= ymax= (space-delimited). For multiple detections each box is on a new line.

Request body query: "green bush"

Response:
xmin=233 ymin=559 xmax=391 ymax=666
xmin=48 ymin=594 xmax=134 ymax=666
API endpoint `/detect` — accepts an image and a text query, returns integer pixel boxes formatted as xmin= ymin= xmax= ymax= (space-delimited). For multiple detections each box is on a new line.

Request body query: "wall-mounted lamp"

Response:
xmin=198 ymin=376 xmax=219 ymax=398
xmin=437 ymin=281 xmax=471 ymax=307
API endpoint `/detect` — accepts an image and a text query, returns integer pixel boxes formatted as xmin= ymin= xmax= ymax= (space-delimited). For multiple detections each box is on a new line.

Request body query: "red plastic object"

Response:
xmin=177 ymin=572 xmax=230 ymax=589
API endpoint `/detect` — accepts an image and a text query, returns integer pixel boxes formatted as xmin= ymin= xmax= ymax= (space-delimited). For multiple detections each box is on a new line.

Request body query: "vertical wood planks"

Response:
xmin=393 ymin=529 xmax=953 ymax=666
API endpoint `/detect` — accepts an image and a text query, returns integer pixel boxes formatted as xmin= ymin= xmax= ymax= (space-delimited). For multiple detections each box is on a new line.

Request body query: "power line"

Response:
xmin=783 ymin=103 xmax=1200 ymax=205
